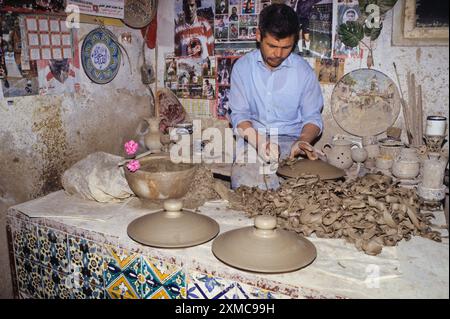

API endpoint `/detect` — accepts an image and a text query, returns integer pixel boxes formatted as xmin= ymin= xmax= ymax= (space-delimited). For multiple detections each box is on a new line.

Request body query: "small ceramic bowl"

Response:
xmin=376 ymin=156 xmax=394 ymax=170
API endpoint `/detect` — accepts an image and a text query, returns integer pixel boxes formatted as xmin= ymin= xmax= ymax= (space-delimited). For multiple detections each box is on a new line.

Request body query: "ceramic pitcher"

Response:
xmin=144 ymin=117 xmax=162 ymax=153
xmin=323 ymin=139 xmax=355 ymax=169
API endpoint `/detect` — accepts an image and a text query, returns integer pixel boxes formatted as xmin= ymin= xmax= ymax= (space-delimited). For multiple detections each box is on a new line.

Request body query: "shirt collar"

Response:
xmin=256 ymin=50 xmax=294 ymax=71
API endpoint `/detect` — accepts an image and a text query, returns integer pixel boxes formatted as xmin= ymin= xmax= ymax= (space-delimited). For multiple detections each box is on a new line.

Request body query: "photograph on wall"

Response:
xmin=174 ymin=0 xmax=215 ymax=59
xmin=0 ymin=13 xmax=39 ymax=98
xmin=333 ymin=0 xmax=363 ymax=59
xmin=164 ymin=55 xmax=216 ymax=100
xmin=315 ymin=57 xmax=344 ymax=84
xmin=37 ymin=31 xmax=80 ymax=95
xmin=284 ymin=0 xmax=333 ymax=58
xmin=0 ymin=0 xmax=65 ymax=13
xmin=215 ymin=56 xmax=239 ymax=119
xmin=214 ymin=0 xmax=271 ymax=54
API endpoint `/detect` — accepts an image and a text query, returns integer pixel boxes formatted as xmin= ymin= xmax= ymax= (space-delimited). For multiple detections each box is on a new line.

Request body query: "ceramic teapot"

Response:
xmin=323 ymin=139 xmax=356 ymax=170
xmin=143 ymin=117 xmax=162 ymax=153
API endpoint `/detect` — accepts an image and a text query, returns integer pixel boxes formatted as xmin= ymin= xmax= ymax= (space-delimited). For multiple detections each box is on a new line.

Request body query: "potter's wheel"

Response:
xmin=277 ymin=159 xmax=346 ymax=180
xmin=127 ymin=200 xmax=219 ymax=248
xmin=212 ymin=216 xmax=317 ymax=273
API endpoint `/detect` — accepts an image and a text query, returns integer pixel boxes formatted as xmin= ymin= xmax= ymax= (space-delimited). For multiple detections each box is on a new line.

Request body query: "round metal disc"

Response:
xmin=122 ymin=0 xmax=157 ymax=29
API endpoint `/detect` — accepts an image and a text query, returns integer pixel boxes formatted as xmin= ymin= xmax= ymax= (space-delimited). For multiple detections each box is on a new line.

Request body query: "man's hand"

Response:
xmin=260 ymin=141 xmax=280 ymax=163
xmin=289 ymin=140 xmax=319 ymax=161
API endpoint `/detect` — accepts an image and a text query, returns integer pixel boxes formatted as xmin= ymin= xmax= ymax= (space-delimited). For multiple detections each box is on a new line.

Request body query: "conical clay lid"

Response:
xmin=127 ymin=200 xmax=220 ymax=248
xmin=277 ymin=159 xmax=345 ymax=180
xmin=212 ymin=216 xmax=317 ymax=273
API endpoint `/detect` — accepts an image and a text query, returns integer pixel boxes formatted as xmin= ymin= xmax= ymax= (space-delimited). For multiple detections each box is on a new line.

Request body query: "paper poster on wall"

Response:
xmin=214 ymin=0 xmax=270 ymax=55
xmin=0 ymin=1 xmax=65 ymax=13
xmin=283 ymin=0 xmax=333 ymax=58
xmin=332 ymin=0 xmax=363 ymax=59
xmin=215 ymin=56 xmax=239 ymax=119
xmin=175 ymin=0 xmax=215 ymax=59
xmin=0 ymin=13 xmax=39 ymax=98
xmin=22 ymin=15 xmax=74 ymax=61
xmin=67 ymin=0 xmax=125 ymax=19
xmin=315 ymin=57 xmax=344 ymax=84
xmin=164 ymin=54 xmax=217 ymax=100
xmin=37 ymin=31 xmax=80 ymax=95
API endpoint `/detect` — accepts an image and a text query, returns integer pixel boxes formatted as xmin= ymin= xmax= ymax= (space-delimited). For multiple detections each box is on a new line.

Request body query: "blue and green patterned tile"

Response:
xmin=187 ymin=271 xmax=235 ymax=299
xmin=104 ymin=246 xmax=141 ymax=299
xmin=141 ymin=256 xmax=185 ymax=299
xmin=13 ymin=222 xmax=39 ymax=263
xmin=38 ymin=226 xmax=69 ymax=273
xmin=15 ymin=257 xmax=43 ymax=299
xmin=68 ymin=236 xmax=105 ymax=288
xmin=73 ymin=280 xmax=106 ymax=299
xmin=235 ymin=283 xmax=285 ymax=299
xmin=106 ymin=274 xmax=140 ymax=299
xmin=41 ymin=266 xmax=73 ymax=299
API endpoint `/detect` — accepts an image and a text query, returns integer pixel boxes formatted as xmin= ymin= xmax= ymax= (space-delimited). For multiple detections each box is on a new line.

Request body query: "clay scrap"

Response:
xmin=230 ymin=174 xmax=441 ymax=256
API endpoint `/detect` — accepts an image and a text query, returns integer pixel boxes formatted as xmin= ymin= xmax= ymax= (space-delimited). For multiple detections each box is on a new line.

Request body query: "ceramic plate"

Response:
xmin=123 ymin=0 xmax=158 ymax=29
xmin=331 ymin=69 xmax=401 ymax=137
xmin=81 ymin=28 xmax=121 ymax=84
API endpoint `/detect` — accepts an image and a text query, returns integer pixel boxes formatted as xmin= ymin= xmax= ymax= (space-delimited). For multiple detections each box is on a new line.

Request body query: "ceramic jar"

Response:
xmin=144 ymin=117 xmax=162 ymax=153
xmin=323 ymin=139 xmax=355 ymax=169
xmin=351 ymin=145 xmax=368 ymax=163
xmin=392 ymin=148 xmax=420 ymax=179
xmin=421 ymin=153 xmax=447 ymax=189
xmin=362 ymin=136 xmax=380 ymax=168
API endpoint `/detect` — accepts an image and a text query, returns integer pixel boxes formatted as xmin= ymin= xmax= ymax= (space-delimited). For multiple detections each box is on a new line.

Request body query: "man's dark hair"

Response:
xmin=259 ymin=4 xmax=299 ymax=43
xmin=183 ymin=0 xmax=201 ymax=10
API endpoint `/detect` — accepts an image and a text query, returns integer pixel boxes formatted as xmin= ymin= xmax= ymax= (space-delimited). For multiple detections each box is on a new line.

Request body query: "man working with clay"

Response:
xmin=228 ymin=3 xmax=324 ymax=190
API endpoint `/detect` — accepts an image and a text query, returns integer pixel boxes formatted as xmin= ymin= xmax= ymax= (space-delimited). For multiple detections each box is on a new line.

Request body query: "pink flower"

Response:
xmin=124 ymin=140 xmax=139 ymax=156
xmin=127 ymin=160 xmax=141 ymax=173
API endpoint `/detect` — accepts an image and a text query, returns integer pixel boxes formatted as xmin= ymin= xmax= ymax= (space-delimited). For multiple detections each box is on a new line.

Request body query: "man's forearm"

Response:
xmin=237 ymin=121 xmax=260 ymax=149
xmin=298 ymin=123 xmax=321 ymax=144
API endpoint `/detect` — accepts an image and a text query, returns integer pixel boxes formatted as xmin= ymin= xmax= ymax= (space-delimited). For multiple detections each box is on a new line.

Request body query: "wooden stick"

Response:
xmin=393 ymin=63 xmax=412 ymax=145
xmin=407 ymin=72 xmax=415 ymax=145
xmin=410 ymin=73 xmax=418 ymax=145
xmin=417 ymin=85 xmax=424 ymax=145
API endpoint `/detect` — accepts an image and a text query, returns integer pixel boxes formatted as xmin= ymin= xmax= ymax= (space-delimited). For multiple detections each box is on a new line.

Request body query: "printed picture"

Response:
xmin=333 ymin=0 xmax=363 ymax=59
xmin=315 ymin=57 xmax=344 ymax=84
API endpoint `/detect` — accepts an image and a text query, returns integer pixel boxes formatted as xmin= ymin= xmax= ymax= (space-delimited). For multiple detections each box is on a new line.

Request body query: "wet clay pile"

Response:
xmin=231 ymin=174 xmax=442 ymax=256
xmin=182 ymin=165 xmax=222 ymax=209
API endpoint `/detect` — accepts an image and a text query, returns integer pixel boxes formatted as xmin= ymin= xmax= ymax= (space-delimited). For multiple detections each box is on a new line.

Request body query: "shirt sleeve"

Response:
xmin=299 ymin=69 xmax=324 ymax=134
xmin=228 ymin=61 xmax=252 ymax=132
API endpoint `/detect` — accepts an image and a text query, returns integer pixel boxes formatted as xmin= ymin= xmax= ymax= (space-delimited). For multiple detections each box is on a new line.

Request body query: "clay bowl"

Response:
xmin=124 ymin=155 xmax=197 ymax=200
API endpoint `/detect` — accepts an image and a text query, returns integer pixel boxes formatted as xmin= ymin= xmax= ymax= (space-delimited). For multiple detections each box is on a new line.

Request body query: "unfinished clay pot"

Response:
xmin=323 ymin=139 xmax=355 ymax=170
xmin=127 ymin=199 xmax=219 ymax=248
xmin=124 ymin=155 xmax=197 ymax=199
xmin=277 ymin=159 xmax=346 ymax=180
xmin=143 ymin=117 xmax=162 ymax=153
xmin=392 ymin=148 xmax=420 ymax=180
xmin=212 ymin=215 xmax=316 ymax=273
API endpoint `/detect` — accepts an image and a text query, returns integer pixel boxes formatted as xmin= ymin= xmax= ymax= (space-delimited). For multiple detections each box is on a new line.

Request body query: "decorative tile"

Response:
xmin=187 ymin=272 xmax=236 ymax=299
xmin=13 ymin=222 xmax=39 ymax=263
xmin=15 ymin=258 xmax=43 ymax=299
xmin=106 ymin=274 xmax=139 ymax=299
xmin=235 ymin=283 xmax=288 ymax=299
xmin=38 ymin=226 xmax=69 ymax=273
xmin=41 ymin=266 xmax=73 ymax=299
xmin=73 ymin=280 xmax=106 ymax=299
xmin=69 ymin=236 xmax=105 ymax=288
xmin=141 ymin=257 xmax=186 ymax=299
xmin=104 ymin=246 xmax=141 ymax=299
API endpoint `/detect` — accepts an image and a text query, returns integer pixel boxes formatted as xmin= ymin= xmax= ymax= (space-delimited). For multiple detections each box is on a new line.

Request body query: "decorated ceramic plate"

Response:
xmin=81 ymin=28 xmax=121 ymax=84
xmin=123 ymin=0 xmax=158 ymax=29
xmin=331 ymin=69 xmax=401 ymax=137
